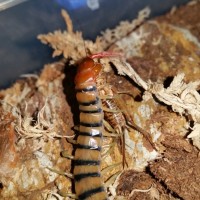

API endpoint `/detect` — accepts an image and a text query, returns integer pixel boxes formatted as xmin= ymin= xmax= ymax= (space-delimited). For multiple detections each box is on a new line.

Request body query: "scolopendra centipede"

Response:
xmin=59 ymin=53 xmax=155 ymax=199
xmin=74 ymin=57 xmax=108 ymax=200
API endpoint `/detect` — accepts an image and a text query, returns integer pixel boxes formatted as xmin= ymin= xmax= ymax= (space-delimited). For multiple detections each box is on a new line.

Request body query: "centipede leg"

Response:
xmin=101 ymin=141 xmax=116 ymax=159
xmin=101 ymin=162 xmax=121 ymax=175
xmin=66 ymin=138 xmax=77 ymax=145
xmin=104 ymin=171 xmax=122 ymax=188
xmin=103 ymin=126 xmax=128 ymax=168
xmin=61 ymin=150 xmax=75 ymax=160
xmin=58 ymin=191 xmax=78 ymax=199
xmin=47 ymin=167 xmax=74 ymax=179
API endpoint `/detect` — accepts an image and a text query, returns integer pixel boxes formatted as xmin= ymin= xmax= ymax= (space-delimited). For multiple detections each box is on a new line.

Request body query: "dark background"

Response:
xmin=0 ymin=0 xmax=189 ymax=88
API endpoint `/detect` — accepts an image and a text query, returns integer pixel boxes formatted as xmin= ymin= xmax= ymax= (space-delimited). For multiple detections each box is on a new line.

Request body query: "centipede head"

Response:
xmin=77 ymin=57 xmax=94 ymax=73
xmin=75 ymin=57 xmax=102 ymax=86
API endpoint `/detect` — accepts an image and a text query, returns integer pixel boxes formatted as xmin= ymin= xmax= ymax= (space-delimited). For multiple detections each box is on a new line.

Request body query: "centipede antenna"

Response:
xmin=89 ymin=51 xmax=123 ymax=59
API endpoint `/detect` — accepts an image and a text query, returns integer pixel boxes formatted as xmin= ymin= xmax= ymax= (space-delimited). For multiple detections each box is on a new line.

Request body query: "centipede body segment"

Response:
xmin=74 ymin=57 xmax=108 ymax=200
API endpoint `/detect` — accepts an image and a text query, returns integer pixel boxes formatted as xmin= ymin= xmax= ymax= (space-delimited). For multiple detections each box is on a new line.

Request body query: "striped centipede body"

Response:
xmin=74 ymin=57 xmax=108 ymax=200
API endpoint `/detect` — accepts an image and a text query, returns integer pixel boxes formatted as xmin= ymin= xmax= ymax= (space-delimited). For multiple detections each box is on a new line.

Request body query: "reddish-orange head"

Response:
xmin=75 ymin=57 xmax=102 ymax=86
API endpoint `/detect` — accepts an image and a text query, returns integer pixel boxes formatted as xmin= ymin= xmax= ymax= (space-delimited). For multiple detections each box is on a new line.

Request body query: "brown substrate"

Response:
xmin=150 ymin=135 xmax=200 ymax=200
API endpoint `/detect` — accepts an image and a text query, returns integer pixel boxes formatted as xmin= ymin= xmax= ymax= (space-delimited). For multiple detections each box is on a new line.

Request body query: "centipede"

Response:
xmin=73 ymin=52 xmax=154 ymax=199
xmin=74 ymin=56 xmax=108 ymax=200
